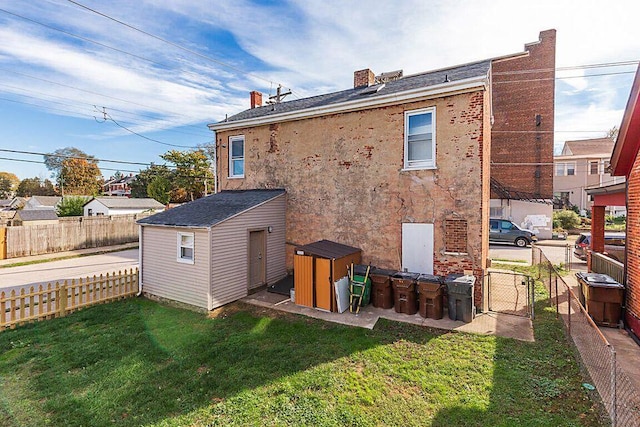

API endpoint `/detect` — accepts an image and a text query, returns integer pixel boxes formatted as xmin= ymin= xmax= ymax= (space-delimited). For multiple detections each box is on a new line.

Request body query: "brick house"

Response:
xmin=208 ymin=31 xmax=553 ymax=311
xmin=608 ymin=64 xmax=640 ymax=341
xmin=491 ymin=30 xmax=556 ymax=239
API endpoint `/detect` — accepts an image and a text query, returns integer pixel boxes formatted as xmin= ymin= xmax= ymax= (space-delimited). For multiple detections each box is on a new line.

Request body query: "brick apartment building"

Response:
xmin=491 ymin=29 xmax=556 ymax=239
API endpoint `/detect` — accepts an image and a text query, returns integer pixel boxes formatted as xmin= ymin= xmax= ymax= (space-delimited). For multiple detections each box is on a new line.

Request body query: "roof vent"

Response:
xmin=374 ymin=70 xmax=403 ymax=84
xmin=359 ymin=83 xmax=385 ymax=95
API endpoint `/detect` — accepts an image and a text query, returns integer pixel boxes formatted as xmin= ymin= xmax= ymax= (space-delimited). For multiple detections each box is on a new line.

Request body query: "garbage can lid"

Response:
xmin=576 ymin=273 xmax=619 ymax=285
xmin=371 ymin=268 xmax=396 ymax=276
xmin=417 ymin=273 xmax=442 ymax=283
xmin=444 ymin=273 xmax=464 ymax=284
xmin=392 ymin=271 xmax=420 ymax=280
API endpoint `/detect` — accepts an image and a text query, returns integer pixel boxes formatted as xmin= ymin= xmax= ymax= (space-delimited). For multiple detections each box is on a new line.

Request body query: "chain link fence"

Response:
xmin=532 ymin=246 xmax=640 ymax=427
xmin=486 ymin=271 xmax=534 ymax=318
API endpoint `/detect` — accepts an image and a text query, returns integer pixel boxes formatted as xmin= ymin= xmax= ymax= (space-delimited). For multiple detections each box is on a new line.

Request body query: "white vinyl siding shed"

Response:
xmin=138 ymin=189 xmax=286 ymax=310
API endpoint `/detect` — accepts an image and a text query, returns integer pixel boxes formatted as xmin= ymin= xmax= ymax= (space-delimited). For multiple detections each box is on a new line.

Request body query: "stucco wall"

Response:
xmin=214 ymin=90 xmax=489 ymax=303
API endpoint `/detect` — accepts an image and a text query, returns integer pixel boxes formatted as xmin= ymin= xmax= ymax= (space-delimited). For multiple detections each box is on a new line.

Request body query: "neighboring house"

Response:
xmin=606 ymin=64 xmax=640 ymax=342
xmin=103 ymin=174 xmax=136 ymax=196
xmin=13 ymin=209 xmax=59 ymax=226
xmin=209 ymin=58 xmax=502 ymax=309
xmin=490 ymin=30 xmax=556 ymax=239
xmin=137 ymin=189 xmax=286 ymax=310
xmin=83 ymin=196 xmax=165 ymax=216
xmin=554 ymin=137 xmax=625 ymax=216
xmin=23 ymin=195 xmax=61 ymax=210
xmin=9 ymin=197 xmax=26 ymax=210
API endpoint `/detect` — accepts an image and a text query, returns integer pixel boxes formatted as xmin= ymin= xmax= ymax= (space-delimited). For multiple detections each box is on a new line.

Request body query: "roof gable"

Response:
xmin=137 ymin=189 xmax=285 ymax=228
xmin=561 ymin=138 xmax=615 ymax=157
xmin=29 ymin=196 xmax=62 ymax=207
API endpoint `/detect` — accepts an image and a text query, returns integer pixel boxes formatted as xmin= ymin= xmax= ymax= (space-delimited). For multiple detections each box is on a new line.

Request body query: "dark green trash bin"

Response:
xmin=445 ymin=274 xmax=476 ymax=323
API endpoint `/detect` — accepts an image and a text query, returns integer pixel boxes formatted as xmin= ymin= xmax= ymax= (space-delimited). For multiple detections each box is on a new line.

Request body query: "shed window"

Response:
xmin=229 ymin=135 xmax=245 ymax=178
xmin=404 ymin=108 xmax=436 ymax=170
xmin=177 ymin=232 xmax=195 ymax=264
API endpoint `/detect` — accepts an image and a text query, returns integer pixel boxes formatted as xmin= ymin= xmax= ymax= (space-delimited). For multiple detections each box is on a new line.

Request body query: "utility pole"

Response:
xmin=267 ymin=84 xmax=291 ymax=104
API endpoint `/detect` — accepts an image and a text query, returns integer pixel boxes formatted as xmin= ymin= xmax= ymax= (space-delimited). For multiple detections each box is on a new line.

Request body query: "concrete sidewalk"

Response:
xmin=0 ymin=242 xmax=139 ymax=267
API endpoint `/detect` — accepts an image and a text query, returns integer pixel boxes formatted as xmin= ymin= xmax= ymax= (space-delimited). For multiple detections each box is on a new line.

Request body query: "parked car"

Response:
xmin=574 ymin=232 xmax=626 ymax=262
xmin=489 ymin=218 xmax=537 ymax=247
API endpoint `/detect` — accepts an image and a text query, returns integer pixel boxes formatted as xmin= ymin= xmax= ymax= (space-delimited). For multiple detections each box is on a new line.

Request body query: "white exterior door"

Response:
xmin=402 ymin=223 xmax=434 ymax=274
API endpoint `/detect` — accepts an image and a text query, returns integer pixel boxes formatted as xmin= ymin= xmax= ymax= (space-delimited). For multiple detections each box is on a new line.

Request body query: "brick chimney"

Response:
xmin=354 ymin=69 xmax=375 ymax=88
xmin=250 ymin=91 xmax=263 ymax=109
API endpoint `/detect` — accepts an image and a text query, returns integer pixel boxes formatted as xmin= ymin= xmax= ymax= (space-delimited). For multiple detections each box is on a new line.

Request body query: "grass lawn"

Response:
xmin=0 ymin=288 xmax=603 ymax=426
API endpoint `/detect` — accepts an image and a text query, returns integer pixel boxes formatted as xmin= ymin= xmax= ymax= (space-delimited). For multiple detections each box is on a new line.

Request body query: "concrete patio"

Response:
xmin=243 ymin=289 xmax=535 ymax=342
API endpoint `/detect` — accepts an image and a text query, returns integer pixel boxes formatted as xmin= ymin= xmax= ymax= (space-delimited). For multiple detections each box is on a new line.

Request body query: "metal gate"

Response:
xmin=486 ymin=271 xmax=535 ymax=318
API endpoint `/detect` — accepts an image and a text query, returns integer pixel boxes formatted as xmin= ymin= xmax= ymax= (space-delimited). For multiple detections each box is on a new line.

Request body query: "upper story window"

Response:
xmin=589 ymin=160 xmax=599 ymax=175
xmin=229 ymin=135 xmax=245 ymax=178
xmin=177 ymin=232 xmax=195 ymax=264
xmin=555 ymin=162 xmax=575 ymax=176
xmin=404 ymin=107 xmax=436 ymax=170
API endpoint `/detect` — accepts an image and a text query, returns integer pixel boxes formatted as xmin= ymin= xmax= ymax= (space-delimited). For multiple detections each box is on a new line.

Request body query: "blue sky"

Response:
xmin=0 ymin=0 xmax=639 ymax=180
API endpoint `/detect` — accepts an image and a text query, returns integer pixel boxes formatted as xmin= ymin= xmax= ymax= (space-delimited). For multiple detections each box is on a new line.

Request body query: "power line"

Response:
xmin=0 ymin=149 xmax=151 ymax=166
xmin=0 ymin=156 xmax=139 ymax=173
xmin=102 ymin=110 xmax=197 ymax=148
xmin=492 ymin=60 xmax=639 ymax=76
xmin=493 ymin=70 xmax=636 ymax=84
xmin=66 ymin=0 xmax=279 ymax=87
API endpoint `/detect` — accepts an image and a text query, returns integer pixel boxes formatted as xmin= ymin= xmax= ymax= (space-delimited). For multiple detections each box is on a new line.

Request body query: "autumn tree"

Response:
xmin=16 ymin=177 xmax=56 ymax=197
xmin=0 ymin=172 xmax=19 ymax=198
xmin=59 ymin=157 xmax=103 ymax=195
xmin=160 ymin=149 xmax=213 ymax=201
xmin=43 ymin=147 xmax=96 ymax=188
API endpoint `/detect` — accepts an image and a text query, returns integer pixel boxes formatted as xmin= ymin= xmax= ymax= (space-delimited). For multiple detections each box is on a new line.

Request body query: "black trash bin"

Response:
xmin=445 ymin=274 xmax=476 ymax=323
xmin=391 ymin=272 xmax=419 ymax=315
xmin=416 ymin=274 xmax=444 ymax=319
xmin=575 ymin=272 xmax=624 ymax=327
xmin=370 ymin=268 xmax=395 ymax=309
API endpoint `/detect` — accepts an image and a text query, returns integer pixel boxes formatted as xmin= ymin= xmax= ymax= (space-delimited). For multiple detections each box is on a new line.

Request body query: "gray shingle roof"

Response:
xmin=17 ymin=209 xmax=58 ymax=221
xmin=562 ymin=138 xmax=616 ymax=157
xmin=88 ymin=197 xmax=165 ymax=209
xmin=137 ymin=189 xmax=285 ymax=228
xmin=215 ymin=60 xmax=491 ymax=124
xmin=30 ymin=196 xmax=62 ymax=207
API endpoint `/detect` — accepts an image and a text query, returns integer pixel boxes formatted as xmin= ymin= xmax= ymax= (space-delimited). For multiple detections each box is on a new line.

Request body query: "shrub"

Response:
xmin=56 ymin=196 xmax=89 ymax=217
xmin=553 ymin=210 xmax=580 ymax=230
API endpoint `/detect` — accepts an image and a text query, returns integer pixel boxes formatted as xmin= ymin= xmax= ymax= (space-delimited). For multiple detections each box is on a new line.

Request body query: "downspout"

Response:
xmin=212 ymin=131 xmax=218 ymax=194
xmin=137 ymin=224 xmax=143 ymax=296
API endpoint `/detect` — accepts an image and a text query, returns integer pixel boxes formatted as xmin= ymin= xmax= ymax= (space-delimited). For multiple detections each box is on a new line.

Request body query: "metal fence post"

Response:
xmin=554 ymin=275 xmax=559 ymax=318
xmin=611 ymin=347 xmax=617 ymax=427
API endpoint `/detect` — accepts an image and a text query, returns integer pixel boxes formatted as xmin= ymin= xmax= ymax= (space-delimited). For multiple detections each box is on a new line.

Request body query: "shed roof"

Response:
xmin=17 ymin=209 xmax=59 ymax=221
xmin=0 ymin=199 xmax=12 ymax=207
xmin=561 ymin=138 xmax=615 ymax=157
xmin=137 ymin=189 xmax=285 ymax=228
xmin=210 ymin=60 xmax=491 ymax=127
xmin=295 ymin=239 xmax=361 ymax=259
xmin=87 ymin=197 xmax=164 ymax=209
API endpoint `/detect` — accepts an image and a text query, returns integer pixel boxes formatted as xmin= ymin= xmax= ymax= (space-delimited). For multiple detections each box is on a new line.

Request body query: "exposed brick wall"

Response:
xmin=626 ymin=152 xmax=640 ymax=339
xmin=491 ymin=30 xmax=556 ymax=198
xmin=445 ymin=218 xmax=467 ymax=253
xmin=216 ymin=90 xmax=490 ymax=304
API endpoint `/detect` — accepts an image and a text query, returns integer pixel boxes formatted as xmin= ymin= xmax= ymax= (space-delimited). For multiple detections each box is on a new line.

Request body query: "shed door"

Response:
xmin=314 ymin=258 xmax=332 ymax=311
xmin=248 ymin=230 xmax=266 ymax=290
xmin=402 ymin=223 xmax=434 ymax=274
xmin=294 ymin=254 xmax=313 ymax=307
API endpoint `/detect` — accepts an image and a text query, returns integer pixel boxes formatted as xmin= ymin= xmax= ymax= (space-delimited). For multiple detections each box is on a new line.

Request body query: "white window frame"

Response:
xmin=229 ymin=135 xmax=245 ymax=178
xmin=177 ymin=232 xmax=195 ymax=264
xmin=589 ymin=160 xmax=599 ymax=175
xmin=555 ymin=162 xmax=576 ymax=176
xmin=404 ymin=107 xmax=436 ymax=170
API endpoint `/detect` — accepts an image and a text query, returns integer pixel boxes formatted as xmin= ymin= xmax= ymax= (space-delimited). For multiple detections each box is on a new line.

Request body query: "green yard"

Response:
xmin=0 ymin=288 xmax=602 ymax=426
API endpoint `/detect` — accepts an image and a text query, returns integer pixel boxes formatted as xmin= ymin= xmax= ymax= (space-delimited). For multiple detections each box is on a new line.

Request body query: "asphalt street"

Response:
xmin=0 ymin=249 xmax=139 ymax=292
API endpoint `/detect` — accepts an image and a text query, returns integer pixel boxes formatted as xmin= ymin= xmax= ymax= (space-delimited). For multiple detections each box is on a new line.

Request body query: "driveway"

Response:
xmin=489 ymin=239 xmax=587 ymax=270
xmin=0 ymin=249 xmax=139 ymax=293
